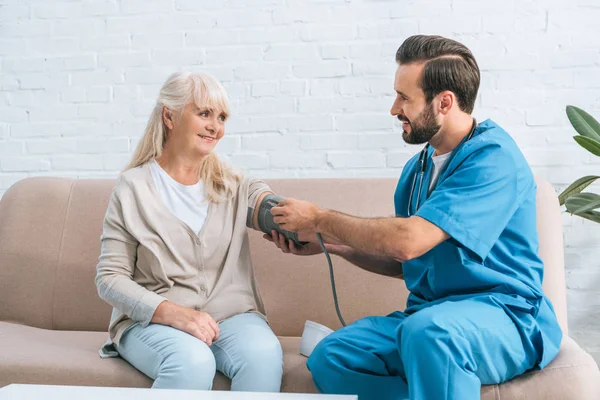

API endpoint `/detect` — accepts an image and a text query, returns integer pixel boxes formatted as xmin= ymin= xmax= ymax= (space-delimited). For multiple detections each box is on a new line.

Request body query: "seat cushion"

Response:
xmin=1 ymin=322 xmax=597 ymax=398
xmin=0 ymin=322 xmax=152 ymax=388
xmin=483 ymin=336 xmax=600 ymax=400
xmin=0 ymin=322 xmax=317 ymax=393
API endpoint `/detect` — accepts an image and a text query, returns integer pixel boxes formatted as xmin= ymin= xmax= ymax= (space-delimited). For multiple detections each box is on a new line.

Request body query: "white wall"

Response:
xmin=1 ymin=0 xmax=599 ymax=363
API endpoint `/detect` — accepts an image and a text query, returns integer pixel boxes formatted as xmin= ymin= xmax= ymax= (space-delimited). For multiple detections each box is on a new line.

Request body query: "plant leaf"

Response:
xmin=576 ymin=210 xmax=600 ymax=224
xmin=558 ymin=175 xmax=600 ymax=205
xmin=573 ymin=135 xmax=600 ymax=157
xmin=566 ymin=105 xmax=600 ymax=141
xmin=574 ymin=198 xmax=600 ymax=213
xmin=565 ymin=193 xmax=600 ymax=214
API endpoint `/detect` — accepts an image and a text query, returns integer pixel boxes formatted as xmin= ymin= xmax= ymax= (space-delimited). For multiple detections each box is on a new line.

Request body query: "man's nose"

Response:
xmin=390 ymin=99 xmax=402 ymax=116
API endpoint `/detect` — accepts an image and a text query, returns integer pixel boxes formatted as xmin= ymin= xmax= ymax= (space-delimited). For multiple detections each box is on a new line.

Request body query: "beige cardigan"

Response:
xmin=95 ymin=162 xmax=271 ymax=357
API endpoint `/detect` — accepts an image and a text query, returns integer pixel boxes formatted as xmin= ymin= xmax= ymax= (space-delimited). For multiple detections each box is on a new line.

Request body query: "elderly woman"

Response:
xmin=96 ymin=71 xmax=283 ymax=392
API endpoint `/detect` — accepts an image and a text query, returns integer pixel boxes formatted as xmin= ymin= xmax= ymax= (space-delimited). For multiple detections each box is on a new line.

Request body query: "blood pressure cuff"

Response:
xmin=250 ymin=194 xmax=308 ymax=246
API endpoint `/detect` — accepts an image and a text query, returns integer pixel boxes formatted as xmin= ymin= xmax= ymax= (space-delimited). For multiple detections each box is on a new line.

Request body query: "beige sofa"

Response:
xmin=0 ymin=176 xmax=599 ymax=399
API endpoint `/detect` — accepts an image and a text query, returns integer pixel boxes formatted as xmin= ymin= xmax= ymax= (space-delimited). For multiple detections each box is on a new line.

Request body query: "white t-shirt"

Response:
xmin=428 ymin=151 xmax=452 ymax=194
xmin=150 ymin=160 xmax=209 ymax=235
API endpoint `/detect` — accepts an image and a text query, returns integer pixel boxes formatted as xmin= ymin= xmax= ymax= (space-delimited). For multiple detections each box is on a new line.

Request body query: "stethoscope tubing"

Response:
xmin=406 ymin=118 xmax=477 ymax=216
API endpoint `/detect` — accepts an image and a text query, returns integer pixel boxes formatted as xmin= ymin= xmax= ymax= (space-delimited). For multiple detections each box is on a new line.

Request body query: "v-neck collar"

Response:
xmin=142 ymin=162 xmax=213 ymax=239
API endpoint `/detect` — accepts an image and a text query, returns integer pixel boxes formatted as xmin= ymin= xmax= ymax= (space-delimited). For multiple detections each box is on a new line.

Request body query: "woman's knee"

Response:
xmin=237 ymin=333 xmax=283 ymax=373
xmin=160 ymin=342 xmax=217 ymax=389
xmin=225 ymin=334 xmax=283 ymax=392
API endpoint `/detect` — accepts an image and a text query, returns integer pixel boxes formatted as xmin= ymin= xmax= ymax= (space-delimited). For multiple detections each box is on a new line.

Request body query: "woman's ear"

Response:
xmin=162 ymin=106 xmax=174 ymax=130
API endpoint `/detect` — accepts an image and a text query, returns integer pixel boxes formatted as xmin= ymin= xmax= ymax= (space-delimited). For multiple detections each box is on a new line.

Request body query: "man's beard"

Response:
xmin=400 ymin=102 xmax=441 ymax=145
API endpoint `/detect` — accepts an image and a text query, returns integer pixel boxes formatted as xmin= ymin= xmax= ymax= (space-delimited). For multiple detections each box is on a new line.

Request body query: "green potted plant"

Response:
xmin=558 ymin=106 xmax=600 ymax=223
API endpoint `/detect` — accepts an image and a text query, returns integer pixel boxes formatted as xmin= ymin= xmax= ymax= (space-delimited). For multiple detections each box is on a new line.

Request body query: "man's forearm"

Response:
xmin=297 ymin=231 xmax=342 ymax=245
xmin=330 ymin=245 xmax=404 ymax=279
xmin=271 ymin=197 xmax=448 ymax=261
xmin=315 ymin=210 xmax=412 ymax=261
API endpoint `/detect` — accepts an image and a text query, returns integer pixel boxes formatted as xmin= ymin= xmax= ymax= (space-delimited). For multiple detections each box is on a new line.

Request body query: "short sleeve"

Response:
xmin=416 ymin=144 xmax=519 ymax=260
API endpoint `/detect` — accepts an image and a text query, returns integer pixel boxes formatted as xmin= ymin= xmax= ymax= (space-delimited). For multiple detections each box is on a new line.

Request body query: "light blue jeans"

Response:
xmin=116 ymin=312 xmax=283 ymax=392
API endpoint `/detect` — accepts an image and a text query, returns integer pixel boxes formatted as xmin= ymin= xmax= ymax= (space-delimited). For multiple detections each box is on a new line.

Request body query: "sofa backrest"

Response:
xmin=0 ymin=176 xmax=567 ymax=336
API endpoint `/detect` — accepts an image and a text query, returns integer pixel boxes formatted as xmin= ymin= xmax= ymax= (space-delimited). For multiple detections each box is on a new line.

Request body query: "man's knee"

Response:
xmin=399 ymin=309 xmax=457 ymax=353
xmin=307 ymin=333 xmax=334 ymax=370
xmin=397 ymin=307 xmax=481 ymax=378
xmin=306 ymin=333 xmax=342 ymax=393
xmin=308 ymin=316 xmax=396 ymax=374
xmin=308 ymin=327 xmax=357 ymax=378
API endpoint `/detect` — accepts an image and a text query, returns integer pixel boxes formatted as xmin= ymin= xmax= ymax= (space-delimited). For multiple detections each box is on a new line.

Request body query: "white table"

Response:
xmin=0 ymin=384 xmax=357 ymax=400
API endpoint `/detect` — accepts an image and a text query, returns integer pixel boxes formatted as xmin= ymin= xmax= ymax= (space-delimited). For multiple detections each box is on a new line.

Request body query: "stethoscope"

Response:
xmin=407 ymin=118 xmax=478 ymax=216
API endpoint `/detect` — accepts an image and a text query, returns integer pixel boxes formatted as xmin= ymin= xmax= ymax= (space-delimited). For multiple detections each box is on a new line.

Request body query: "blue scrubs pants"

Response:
xmin=307 ymin=296 xmax=538 ymax=400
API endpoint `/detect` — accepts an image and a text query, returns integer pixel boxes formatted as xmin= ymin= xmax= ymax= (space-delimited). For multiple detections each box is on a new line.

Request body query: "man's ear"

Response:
xmin=438 ymin=91 xmax=455 ymax=115
xmin=162 ymin=106 xmax=174 ymax=130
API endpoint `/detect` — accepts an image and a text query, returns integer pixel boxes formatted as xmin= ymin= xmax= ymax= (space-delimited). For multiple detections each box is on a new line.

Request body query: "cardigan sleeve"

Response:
xmin=246 ymin=177 xmax=273 ymax=229
xmin=95 ymin=178 xmax=167 ymax=327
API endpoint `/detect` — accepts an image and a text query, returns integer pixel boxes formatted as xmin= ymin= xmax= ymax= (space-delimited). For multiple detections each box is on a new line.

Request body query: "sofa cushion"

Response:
xmin=0 ymin=321 xmax=317 ymax=393
xmin=2 ymin=322 xmax=597 ymax=398
xmin=0 ymin=321 xmax=150 ymax=388
xmin=489 ymin=336 xmax=600 ymax=399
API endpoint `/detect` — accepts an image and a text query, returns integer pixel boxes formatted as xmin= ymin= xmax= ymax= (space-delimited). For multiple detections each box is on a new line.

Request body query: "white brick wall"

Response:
xmin=1 ymin=0 xmax=599 ymax=363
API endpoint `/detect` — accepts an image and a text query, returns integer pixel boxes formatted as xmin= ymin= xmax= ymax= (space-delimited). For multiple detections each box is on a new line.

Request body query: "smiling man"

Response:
xmin=265 ymin=35 xmax=562 ymax=400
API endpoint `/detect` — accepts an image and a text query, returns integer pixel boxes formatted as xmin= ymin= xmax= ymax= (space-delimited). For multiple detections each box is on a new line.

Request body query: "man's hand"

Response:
xmin=264 ymin=230 xmax=324 ymax=256
xmin=152 ymin=301 xmax=220 ymax=346
xmin=270 ymin=198 xmax=323 ymax=234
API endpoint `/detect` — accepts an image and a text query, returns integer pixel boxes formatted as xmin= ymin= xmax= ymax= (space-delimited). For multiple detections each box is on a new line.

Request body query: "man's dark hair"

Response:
xmin=396 ymin=35 xmax=480 ymax=114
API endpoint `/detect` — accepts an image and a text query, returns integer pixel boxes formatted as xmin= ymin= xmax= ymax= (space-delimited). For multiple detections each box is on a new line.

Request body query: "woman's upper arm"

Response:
xmin=97 ymin=182 xmax=139 ymax=278
xmin=246 ymin=177 xmax=273 ymax=230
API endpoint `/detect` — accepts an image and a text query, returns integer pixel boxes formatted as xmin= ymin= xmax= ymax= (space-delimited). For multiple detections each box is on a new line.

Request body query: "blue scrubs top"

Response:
xmin=394 ymin=119 xmax=562 ymax=368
